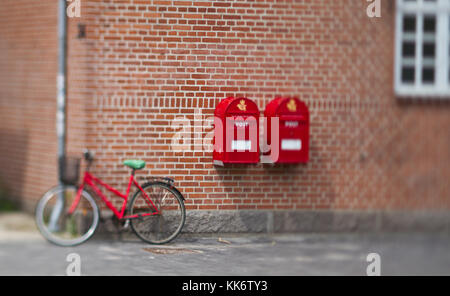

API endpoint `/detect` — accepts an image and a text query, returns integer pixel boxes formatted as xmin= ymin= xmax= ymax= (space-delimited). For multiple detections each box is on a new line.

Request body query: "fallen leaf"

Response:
xmin=218 ymin=237 xmax=231 ymax=244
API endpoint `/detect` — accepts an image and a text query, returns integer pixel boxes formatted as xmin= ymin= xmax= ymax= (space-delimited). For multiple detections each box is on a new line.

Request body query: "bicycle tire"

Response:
xmin=129 ymin=182 xmax=186 ymax=244
xmin=35 ymin=185 xmax=100 ymax=247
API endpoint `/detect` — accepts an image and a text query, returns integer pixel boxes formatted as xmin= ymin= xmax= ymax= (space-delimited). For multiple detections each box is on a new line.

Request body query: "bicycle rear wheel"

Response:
xmin=129 ymin=182 xmax=185 ymax=244
xmin=35 ymin=185 xmax=99 ymax=246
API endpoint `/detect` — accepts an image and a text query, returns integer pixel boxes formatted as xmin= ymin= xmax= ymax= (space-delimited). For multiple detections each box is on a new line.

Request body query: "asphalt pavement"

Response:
xmin=1 ymin=212 xmax=450 ymax=275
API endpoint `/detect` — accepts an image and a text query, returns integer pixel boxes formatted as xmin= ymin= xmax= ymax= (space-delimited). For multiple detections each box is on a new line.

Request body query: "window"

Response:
xmin=395 ymin=0 xmax=450 ymax=97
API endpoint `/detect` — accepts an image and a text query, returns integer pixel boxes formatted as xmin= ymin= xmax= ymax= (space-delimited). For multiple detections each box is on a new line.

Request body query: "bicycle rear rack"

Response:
xmin=138 ymin=176 xmax=185 ymax=201
xmin=139 ymin=176 xmax=175 ymax=185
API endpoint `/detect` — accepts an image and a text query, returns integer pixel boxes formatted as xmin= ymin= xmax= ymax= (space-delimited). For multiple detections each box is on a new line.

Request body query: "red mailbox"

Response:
xmin=264 ymin=97 xmax=309 ymax=163
xmin=213 ymin=97 xmax=260 ymax=166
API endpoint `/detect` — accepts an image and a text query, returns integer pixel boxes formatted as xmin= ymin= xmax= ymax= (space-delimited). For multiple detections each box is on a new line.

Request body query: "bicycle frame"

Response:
xmin=68 ymin=171 xmax=160 ymax=220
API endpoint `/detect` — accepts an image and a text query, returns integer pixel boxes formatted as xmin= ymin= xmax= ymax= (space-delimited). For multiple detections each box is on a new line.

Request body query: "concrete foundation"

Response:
xmin=183 ymin=210 xmax=450 ymax=233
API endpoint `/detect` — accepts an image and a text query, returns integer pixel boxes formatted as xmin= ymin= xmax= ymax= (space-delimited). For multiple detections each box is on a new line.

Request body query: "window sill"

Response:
xmin=395 ymin=86 xmax=450 ymax=99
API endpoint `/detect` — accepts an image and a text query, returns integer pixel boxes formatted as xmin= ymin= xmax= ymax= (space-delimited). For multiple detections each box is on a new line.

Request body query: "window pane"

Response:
xmin=403 ymin=15 xmax=416 ymax=33
xmin=447 ymin=12 xmax=450 ymax=85
xmin=424 ymin=16 xmax=436 ymax=33
xmin=402 ymin=42 xmax=416 ymax=57
xmin=422 ymin=67 xmax=435 ymax=83
xmin=402 ymin=67 xmax=415 ymax=83
xmin=401 ymin=14 xmax=417 ymax=85
xmin=422 ymin=15 xmax=436 ymax=84
xmin=423 ymin=42 xmax=435 ymax=58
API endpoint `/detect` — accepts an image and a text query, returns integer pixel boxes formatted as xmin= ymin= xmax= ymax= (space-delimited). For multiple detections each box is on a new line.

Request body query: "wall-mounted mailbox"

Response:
xmin=213 ymin=97 xmax=260 ymax=166
xmin=264 ymin=97 xmax=309 ymax=163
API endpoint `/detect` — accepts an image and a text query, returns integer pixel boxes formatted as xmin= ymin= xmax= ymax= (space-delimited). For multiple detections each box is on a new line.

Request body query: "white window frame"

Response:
xmin=395 ymin=0 xmax=450 ymax=98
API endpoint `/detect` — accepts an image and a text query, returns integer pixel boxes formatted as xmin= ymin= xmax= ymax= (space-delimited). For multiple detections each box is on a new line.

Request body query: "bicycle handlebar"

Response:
xmin=83 ymin=149 xmax=94 ymax=163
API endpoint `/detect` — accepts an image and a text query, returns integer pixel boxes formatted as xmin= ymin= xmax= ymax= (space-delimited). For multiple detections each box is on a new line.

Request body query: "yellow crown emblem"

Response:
xmin=237 ymin=99 xmax=247 ymax=111
xmin=287 ymin=99 xmax=297 ymax=112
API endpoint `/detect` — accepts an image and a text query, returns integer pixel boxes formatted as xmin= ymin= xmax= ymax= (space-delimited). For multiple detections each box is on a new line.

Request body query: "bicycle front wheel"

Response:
xmin=35 ymin=185 xmax=99 ymax=246
xmin=129 ymin=182 xmax=185 ymax=244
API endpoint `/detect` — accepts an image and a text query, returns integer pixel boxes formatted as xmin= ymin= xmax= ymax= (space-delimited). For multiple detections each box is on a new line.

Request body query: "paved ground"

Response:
xmin=1 ymin=212 xmax=450 ymax=276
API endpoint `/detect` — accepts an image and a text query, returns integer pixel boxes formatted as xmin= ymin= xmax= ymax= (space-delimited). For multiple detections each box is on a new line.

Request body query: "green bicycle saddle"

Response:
xmin=123 ymin=160 xmax=146 ymax=170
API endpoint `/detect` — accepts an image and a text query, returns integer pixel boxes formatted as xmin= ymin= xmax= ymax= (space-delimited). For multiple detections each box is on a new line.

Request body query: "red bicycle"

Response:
xmin=35 ymin=150 xmax=186 ymax=246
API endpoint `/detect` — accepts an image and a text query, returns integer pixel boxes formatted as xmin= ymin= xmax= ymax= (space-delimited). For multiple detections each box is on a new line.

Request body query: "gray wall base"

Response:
xmin=183 ymin=210 xmax=450 ymax=233
xmin=30 ymin=207 xmax=450 ymax=237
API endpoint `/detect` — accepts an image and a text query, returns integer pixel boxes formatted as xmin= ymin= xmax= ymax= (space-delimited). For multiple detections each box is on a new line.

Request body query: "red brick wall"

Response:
xmin=0 ymin=1 xmax=59 ymax=210
xmin=1 ymin=0 xmax=449 ymax=215
xmin=67 ymin=0 xmax=449 ymax=212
